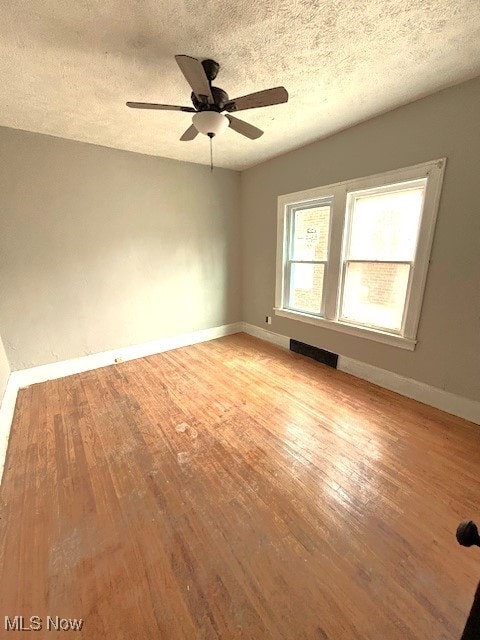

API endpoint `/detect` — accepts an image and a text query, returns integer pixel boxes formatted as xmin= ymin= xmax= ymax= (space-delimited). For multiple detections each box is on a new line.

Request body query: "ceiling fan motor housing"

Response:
xmin=191 ymin=87 xmax=229 ymax=112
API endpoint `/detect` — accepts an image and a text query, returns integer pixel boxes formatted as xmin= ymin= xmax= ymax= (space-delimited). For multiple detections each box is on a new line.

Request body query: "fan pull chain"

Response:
xmin=210 ymin=136 xmax=213 ymax=172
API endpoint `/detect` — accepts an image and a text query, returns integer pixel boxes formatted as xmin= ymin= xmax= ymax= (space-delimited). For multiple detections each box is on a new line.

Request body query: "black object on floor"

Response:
xmin=461 ymin=581 xmax=480 ymax=640
xmin=457 ymin=520 xmax=480 ymax=548
xmin=457 ymin=519 xmax=480 ymax=639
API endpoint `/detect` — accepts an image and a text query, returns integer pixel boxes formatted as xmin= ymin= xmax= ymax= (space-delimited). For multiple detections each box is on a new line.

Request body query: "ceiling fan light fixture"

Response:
xmin=192 ymin=111 xmax=229 ymax=137
xmin=127 ymin=55 xmax=289 ymax=146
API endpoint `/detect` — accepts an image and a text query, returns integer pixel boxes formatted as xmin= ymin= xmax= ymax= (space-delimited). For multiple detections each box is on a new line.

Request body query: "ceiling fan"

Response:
xmin=126 ymin=55 xmax=289 ymax=143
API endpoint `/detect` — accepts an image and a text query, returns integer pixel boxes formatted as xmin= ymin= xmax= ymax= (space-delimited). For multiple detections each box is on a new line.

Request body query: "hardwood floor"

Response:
xmin=0 ymin=333 xmax=479 ymax=639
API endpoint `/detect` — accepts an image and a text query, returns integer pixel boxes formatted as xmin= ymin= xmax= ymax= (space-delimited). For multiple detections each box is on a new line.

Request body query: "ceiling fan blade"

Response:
xmin=175 ymin=55 xmax=214 ymax=104
xmin=227 ymin=115 xmax=264 ymax=140
xmin=225 ymin=87 xmax=288 ymax=112
xmin=180 ymin=125 xmax=199 ymax=141
xmin=126 ymin=102 xmax=196 ymax=112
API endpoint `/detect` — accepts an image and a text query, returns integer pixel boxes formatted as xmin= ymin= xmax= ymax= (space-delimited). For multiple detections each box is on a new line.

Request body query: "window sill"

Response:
xmin=273 ymin=308 xmax=416 ymax=351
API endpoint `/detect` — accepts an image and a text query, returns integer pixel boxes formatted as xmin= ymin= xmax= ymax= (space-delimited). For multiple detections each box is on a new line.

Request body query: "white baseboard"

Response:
xmin=0 ymin=321 xmax=243 ymax=484
xmin=242 ymin=323 xmax=479 ymax=425
xmin=241 ymin=322 xmax=290 ymax=349
xmin=13 ymin=322 xmax=244 ymax=389
xmin=337 ymin=356 xmax=480 ymax=425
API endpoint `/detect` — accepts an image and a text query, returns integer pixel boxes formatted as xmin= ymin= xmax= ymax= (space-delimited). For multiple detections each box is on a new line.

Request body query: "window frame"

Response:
xmin=283 ymin=198 xmax=333 ymax=317
xmin=338 ymin=178 xmax=427 ymax=335
xmin=274 ymin=159 xmax=446 ymax=350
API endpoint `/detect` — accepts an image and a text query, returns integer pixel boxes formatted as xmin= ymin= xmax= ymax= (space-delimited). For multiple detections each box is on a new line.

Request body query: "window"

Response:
xmin=285 ymin=201 xmax=332 ymax=315
xmin=275 ymin=160 xmax=446 ymax=349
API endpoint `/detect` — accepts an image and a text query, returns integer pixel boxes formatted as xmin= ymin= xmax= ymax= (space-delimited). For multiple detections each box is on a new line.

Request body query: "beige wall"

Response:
xmin=241 ymin=76 xmax=480 ymax=402
xmin=0 ymin=335 xmax=10 ymax=403
xmin=0 ymin=127 xmax=241 ymax=370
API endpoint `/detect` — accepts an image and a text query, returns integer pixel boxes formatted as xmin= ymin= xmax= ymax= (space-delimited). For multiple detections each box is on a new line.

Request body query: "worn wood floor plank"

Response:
xmin=0 ymin=333 xmax=479 ymax=639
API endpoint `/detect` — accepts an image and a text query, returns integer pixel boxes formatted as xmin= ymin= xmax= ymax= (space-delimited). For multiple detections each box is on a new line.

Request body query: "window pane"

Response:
xmin=289 ymin=263 xmax=325 ymax=314
xmin=348 ymin=186 xmax=424 ymax=261
xmin=341 ymin=262 xmax=410 ymax=331
xmin=292 ymin=205 xmax=330 ymax=261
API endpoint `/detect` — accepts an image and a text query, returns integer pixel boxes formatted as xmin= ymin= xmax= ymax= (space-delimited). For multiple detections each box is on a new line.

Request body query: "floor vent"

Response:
xmin=290 ymin=340 xmax=338 ymax=368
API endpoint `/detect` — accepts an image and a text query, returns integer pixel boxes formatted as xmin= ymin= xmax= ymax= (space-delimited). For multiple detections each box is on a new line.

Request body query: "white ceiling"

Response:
xmin=1 ymin=1 xmax=479 ymax=171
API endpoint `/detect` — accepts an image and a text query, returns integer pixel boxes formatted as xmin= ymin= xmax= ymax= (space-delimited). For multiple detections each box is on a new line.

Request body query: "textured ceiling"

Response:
xmin=1 ymin=1 xmax=479 ymax=170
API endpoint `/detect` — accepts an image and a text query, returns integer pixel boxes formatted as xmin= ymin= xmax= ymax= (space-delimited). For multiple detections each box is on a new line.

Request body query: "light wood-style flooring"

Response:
xmin=0 ymin=333 xmax=479 ymax=639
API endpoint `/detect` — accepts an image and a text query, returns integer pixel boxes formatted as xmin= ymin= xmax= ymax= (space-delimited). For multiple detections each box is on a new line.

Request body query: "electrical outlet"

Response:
xmin=265 ymin=316 xmax=272 ymax=325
